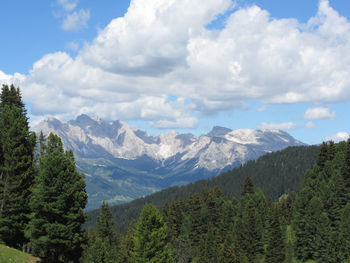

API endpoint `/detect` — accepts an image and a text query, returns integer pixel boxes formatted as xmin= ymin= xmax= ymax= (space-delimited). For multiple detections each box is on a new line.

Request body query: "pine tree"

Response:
xmin=242 ymin=199 xmax=263 ymax=262
xmin=220 ymin=230 xmax=236 ymax=263
xmin=134 ymin=204 xmax=175 ymax=263
xmin=342 ymin=138 xmax=350 ymax=203
xmin=317 ymin=142 xmax=329 ymax=169
xmin=26 ymin=133 xmax=87 ymax=262
xmin=119 ymin=223 xmax=135 ymax=263
xmin=241 ymin=176 xmax=254 ymax=196
xmin=265 ymin=205 xmax=285 ymax=263
xmin=340 ymin=203 xmax=350 ymax=261
xmin=198 ymin=223 xmax=221 ymax=263
xmin=0 ymin=84 xmax=36 ymax=249
xmin=91 ymin=201 xmax=119 ymax=263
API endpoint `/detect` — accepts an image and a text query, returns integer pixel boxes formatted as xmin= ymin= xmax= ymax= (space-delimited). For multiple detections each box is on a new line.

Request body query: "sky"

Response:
xmin=1 ymin=0 xmax=350 ymax=145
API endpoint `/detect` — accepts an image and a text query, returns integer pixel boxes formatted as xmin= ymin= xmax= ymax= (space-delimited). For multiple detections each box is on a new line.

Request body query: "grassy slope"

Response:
xmin=0 ymin=245 xmax=40 ymax=263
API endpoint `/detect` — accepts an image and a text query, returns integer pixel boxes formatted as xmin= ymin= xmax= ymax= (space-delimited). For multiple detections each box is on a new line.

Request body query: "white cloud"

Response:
xmin=57 ymin=0 xmax=78 ymax=11
xmin=257 ymin=122 xmax=296 ymax=131
xmin=304 ymin=107 xmax=336 ymax=120
xmin=61 ymin=9 xmax=90 ymax=32
xmin=305 ymin=121 xmax=316 ymax=129
xmin=324 ymin=132 xmax=349 ymax=143
xmin=81 ymin=0 xmax=231 ymax=76
xmin=3 ymin=0 xmax=350 ymax=129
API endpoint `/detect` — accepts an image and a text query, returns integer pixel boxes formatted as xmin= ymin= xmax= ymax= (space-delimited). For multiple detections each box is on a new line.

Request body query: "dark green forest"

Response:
xmin=1 ymin=84 xmax=350 ymax=263
xmin=83 ymin=140 xmax=350 ymax=263
xmin=86 ymin=145 xmax=319 ymax=233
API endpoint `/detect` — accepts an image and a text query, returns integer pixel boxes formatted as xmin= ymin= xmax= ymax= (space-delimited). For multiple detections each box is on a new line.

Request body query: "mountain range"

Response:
xmin=34 ymin=114 xmax=305 ymax=210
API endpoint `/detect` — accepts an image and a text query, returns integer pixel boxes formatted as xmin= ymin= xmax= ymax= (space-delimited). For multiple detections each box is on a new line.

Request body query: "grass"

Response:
xmin=0 ymin=244 xmax=40 ymax=263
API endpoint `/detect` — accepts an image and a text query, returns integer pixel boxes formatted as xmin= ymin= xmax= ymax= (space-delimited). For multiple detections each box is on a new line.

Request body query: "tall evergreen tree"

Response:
xmin=90 ymin=201 xmax=119 ymax=263
xmin=317 ymin=142 xmax=329 ymax=169
xmin=242 ymin=199 xmax=263 ymax=262
xmin=241 ymin=176 xmax=254 ymax=196
xmin=265 ymin=206 xmax=285 ymax=263
xmin=340 ymin=203 xmax=350 ymax=261
xmin=26 ymin=133 xmax=87 ymax=262
xmin=0 ymin=84 xmax=36 ymax=249
xmin=119 ymin=223 xmax=135 ymax=263
xmin=134 ymin=204 xmax=175 ymax=263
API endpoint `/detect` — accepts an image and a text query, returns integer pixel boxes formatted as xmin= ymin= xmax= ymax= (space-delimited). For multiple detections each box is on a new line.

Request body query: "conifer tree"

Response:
xmin=119 ymin=223 xmax=135 ymax=263
xmin=26 ymin=133 xmax=87 ymax=262
xmin=317 ymin=142 xmax=329 ymax=169
xmin=134 ymin=204 xmax=175 ymax=263
xmin=340 ymin=203 xmax=350 ymax=261
xmin=242 ymin=199 xmax=263 ymax=262
xmin=293 ymin=183 xmax=316 ymax=261
xmin=90 ymin=201 xmax=119 ymax=263
xmin=265 ymin=206 xmax=285 ymax=263
xmin=342 ymin=138 xmax=350 ymax=202
xmin=198 ymin=223 xmax=221 ymax=263
xmin=0 ymin=84 xmax=36 ymax=249
xmin=241 ymin=176 xmax=254 ymax=196
xmin=220 ymin=230 xmax=236 ymax=263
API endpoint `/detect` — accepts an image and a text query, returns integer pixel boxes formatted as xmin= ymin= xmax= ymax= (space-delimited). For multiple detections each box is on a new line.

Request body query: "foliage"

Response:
xmin=26 ymin=133 xmax=87 ymax=263
xmin=0 ymin=84 xmax=36 ymax=249
xmin=134 ymin=204 xmax=175 ymax=263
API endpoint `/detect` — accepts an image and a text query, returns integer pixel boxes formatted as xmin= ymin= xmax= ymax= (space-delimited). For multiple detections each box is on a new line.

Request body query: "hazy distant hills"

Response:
xmin=35 ymin=114 xmax=305 ymax=210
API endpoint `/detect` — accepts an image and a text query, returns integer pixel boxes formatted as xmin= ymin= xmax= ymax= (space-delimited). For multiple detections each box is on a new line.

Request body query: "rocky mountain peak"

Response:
xmin=35 ymin=115 xmax=305 ymax=169
xmin=208 ymin=126 xmax=232 ymax=137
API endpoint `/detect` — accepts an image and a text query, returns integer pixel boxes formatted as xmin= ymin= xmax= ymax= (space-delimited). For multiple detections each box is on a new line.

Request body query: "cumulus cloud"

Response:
xmin=81 ymin=0 xmax=231 ymax=76
xmin=61 ymin=9 xmax=90 ymax=32
xmin=324 ymin=132 xmax=349 ymax=143
xmin=2 ymin=0 xmax=350 ymax=129
xmin=257 ymin=122 xmax=296 ymax=131
xmin=304 ymin=107 xmax=336 ymax=120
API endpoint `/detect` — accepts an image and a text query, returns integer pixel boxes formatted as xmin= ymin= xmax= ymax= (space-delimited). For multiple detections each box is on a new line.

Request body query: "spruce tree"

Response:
xmin=26 ymin=133 xmax=87 ymax=262
xmin=242 ymin=199 xmax=263 ymax=262
xmin=340 ymin=203 xmax=350 ymax=261
xmin=134 ymin=204 xmax=175 ymax=263
xmin=0 ymin=84 xmax=36 ymax=249
xmin=317 ymin=142 xmax=329 ymax=169
xmin=241 ymin=176 xmax=254 ymax=196
xmin=342 ymin=138 xmax=350 ymax=203
xmin=119 ymin=223 xmax=135 ymax=263
xmin=91 ymin=201 xmax=119 ymax=263
xmin=265 ymin=206 xmax=285 ymax=263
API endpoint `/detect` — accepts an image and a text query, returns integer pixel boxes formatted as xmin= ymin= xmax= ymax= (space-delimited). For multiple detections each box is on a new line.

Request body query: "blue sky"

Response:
xmin=1 ymin=0 xmax=350 ymax=145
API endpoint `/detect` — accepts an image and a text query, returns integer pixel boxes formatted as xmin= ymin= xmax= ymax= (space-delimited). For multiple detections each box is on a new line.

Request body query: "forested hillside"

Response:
xmin=86 ymin=145 xmax=319 ymax=233
xmin=83 ymin=140 xmax=350 ymax=262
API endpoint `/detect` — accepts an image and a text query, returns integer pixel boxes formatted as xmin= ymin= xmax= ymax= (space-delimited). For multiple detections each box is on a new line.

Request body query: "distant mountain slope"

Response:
xmin=85 ymin=145 xmax=320 ymax=232
xmin=35 ymin=114 xmax=305 ymax=210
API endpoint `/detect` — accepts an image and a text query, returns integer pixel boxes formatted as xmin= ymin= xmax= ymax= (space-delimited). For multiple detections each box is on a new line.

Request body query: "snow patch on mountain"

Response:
xmin=34 ymin=114 xmax=305 ymax=171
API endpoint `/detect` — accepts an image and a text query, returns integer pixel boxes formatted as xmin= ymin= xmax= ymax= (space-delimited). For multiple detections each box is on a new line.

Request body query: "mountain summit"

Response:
xmin=35 ymin=114 xmax=304 ymax=209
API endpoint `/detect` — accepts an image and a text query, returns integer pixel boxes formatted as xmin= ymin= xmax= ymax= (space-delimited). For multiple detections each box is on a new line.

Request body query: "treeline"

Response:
xmin=86 ymin=145 xmax=319 ymax=233
xmin=0 ymin=85 xmax=87 ymax=262
xmin=84 ymin=140 xmax=350 ymax=262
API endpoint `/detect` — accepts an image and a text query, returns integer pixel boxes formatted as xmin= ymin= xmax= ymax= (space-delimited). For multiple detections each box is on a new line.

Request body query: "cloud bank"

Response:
xmin=324 ymin=132 xmax=349 ymax=143
xmin=1 ymin=0 xmax=350 ymax=129
xmin=304 ymin=107 xmax=336 ymax=120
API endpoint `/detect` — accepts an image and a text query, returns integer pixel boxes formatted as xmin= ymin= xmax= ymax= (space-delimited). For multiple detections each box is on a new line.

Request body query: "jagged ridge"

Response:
xmin=34 ymin=114 xmax=304 ymax=210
